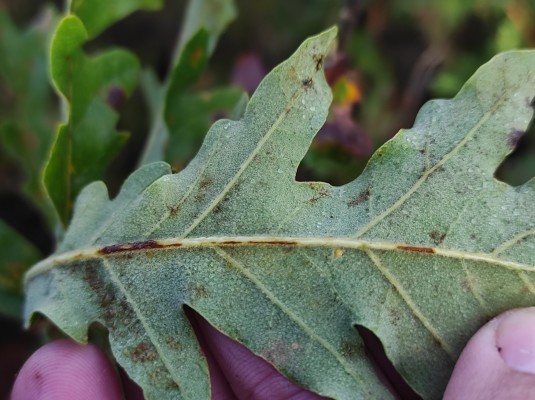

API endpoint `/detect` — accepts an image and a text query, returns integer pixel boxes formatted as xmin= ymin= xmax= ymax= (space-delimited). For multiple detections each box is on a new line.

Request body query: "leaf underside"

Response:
xmin=25 ymin=28 xmax=535 ymax=399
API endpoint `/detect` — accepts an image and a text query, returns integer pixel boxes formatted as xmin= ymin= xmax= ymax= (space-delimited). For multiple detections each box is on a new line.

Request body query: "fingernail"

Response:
xmin=496 ymin=307 xmax=535 ymax=374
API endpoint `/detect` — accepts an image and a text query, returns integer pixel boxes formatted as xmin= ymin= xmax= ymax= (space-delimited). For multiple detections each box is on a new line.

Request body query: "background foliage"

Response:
xmin=0 ymin=0 xmax=534 ymax=397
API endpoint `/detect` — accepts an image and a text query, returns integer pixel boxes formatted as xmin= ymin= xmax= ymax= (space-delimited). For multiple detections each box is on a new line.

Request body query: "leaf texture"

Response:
xmin=25 ymin=28 xmax=535 ymax=399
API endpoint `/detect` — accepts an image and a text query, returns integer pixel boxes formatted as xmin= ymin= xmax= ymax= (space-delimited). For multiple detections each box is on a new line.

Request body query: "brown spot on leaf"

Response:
xmin=302 ymin=78 xmax=313 ymax=89
xmin=389 ymin=308 xmax=400 ymax=324
xmin=220 ymin=241 xmax=240 ymax=245
xmin=99 ymin=240 xmax=164 ymax=254
xmin=309 ymin=185 xmax=330 ymax=204
xmin=313 ymin=54 xmax=324 ymax=71
xmin=397 ymin=245 xmax=435 ymax=254
xmin=101 ymin=291 xmax=115 ymax=307
xmin=194 ymin=286 xmax=209 ymax=298
xmin=169 ymin=204 xmax=181 ymax=216
xmin=165 ymin=336 xmax=184 ymax=351
xmin=429 ymin=231 xmax=446 ymax=245
xmin=129 ymin=342 xmax=158 ymax=363
xmin=131 ymin=240 xmax=164 ymax=251
xmin=348 ymin=189 xmax=370 ymax=207
xmin=195 ymin=177 xmax=213 ymax=202
xmin=340 ymin=341 xmax=362 ymax=359
xmin=84 ymin=264 xmax=102 ymax=292
xmin=199 ymin=176 xmax=213 ymax=190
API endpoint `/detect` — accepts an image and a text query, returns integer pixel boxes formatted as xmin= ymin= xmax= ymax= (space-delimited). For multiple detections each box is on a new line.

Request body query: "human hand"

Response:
xmin=11 ymin=311 xmax=323 ymax=400
xmin=12 ymin=308 xmax=535 ymax=399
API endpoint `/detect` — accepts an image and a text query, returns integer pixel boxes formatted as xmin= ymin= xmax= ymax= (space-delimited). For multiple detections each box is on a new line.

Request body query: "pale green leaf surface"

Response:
xmin=165 ymin=86 xmax=247 ymax=170
xmin=44 ymin=15 xmax=138 ymax=224
xmin=25 ymin=28 xmax=535 ymax=399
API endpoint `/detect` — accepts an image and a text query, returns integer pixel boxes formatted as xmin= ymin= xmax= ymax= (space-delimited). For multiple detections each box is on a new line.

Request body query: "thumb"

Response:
xmin=11 ymin=339 xmax=123 ymax=400
xmin=444 ymin=307 xmax=535 ymax=400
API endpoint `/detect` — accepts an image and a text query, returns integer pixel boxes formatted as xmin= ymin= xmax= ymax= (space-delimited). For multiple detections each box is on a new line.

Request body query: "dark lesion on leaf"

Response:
xmin=165 ymin=336 xmax=184 ymax=351
xmin=169 ymin=204 xmax=181 ymax=216
xmin=302 ymin=77 xmax=313 ymax=89
xmin=340 ymin=341 xmax=363 ymax=359
xmin=98 ymin=240 xmax=164 ymax=255
xmin=312 ymin=53 xmax=324 ymax=71
xmin=429 ymin=230 xmax=446 ymax=245
xmin=199 ymin=176 xmax=213 ymax=190
xmin=84 ymin=263 xmax=103 ymax=292
xmin=127 ymin=342 xmax=158 ymax=363
xmin=194 ymin=285 xmax=209 ymax=298
xmin=127 ymin=241 xmax=161 ymax=251
xmin=309 ymin=183 xmax=330 ymax=204
xmin=348 ymin=189 xmax=370 ymax=207
xmin=397 ymin=245 xmax=435 ymax=254
xmin=195 ymin=176 xmax=214 ymax=202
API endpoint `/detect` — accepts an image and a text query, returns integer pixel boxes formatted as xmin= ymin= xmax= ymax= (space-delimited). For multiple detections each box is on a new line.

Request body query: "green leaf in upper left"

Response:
xmin=44 ymin=0 xmax=165 ymax=226
xmin=71 ymin=0 xmax=163 ymax=38
xmin=0 ymin=8 xmax=57 ymax=223
xmin=44 ymin=15 xmax=137 ymax=225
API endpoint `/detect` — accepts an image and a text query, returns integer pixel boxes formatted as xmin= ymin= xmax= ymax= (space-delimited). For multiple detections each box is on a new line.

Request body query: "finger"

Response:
xmin=185 ymin=307 xmax=237 ymax=400
xmin=194 ymin=313 xmax=325 ymax=400
xmin=444 ymin=307 xmax=535 ymax=400
xmin=11 ymin=339 xmax=123 ymax=400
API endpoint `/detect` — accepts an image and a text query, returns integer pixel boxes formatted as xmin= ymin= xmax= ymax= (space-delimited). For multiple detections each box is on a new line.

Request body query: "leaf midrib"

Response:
xmin=26 ymin=234 xmax=535 ymax=282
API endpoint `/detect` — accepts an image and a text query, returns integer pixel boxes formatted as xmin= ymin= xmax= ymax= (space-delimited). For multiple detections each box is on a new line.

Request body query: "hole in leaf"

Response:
xmin=495 ymin=123 xmax=535 ymax=186
xmin=183 ymin=306 xmax=237 ymax=398
xmin=184 ymin=306 xmax=327 ymax=399
xmin=355 ymin=324 xmax=422 ymax=400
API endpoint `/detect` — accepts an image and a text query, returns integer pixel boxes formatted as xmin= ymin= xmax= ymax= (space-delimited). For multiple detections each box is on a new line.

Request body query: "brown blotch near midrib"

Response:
xmin=98 ymin=240 xmax=164 ymax=254
xmin=397 ymin=245 xmax=435 ymax=254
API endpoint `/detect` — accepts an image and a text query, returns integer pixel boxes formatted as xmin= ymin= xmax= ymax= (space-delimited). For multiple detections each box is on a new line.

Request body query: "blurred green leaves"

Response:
xmin=70 ymin=0 xmax=163 ymax=37
xmin=44 ymin=15 xmax=137 ymax=225
xmin=0 ymin=8 xmax=56 ymax=216
xmin=140 ymin=0 xmax=243 ymax=168
xmin=44 ymin=0 xmax=168 ymax=225
xmin=0 ymin=222 xmax=40 ymax=319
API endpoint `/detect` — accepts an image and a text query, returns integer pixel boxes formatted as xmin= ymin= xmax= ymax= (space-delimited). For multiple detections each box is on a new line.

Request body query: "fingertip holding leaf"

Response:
xmin=25 ymin=27 xmax=535 ymax=400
